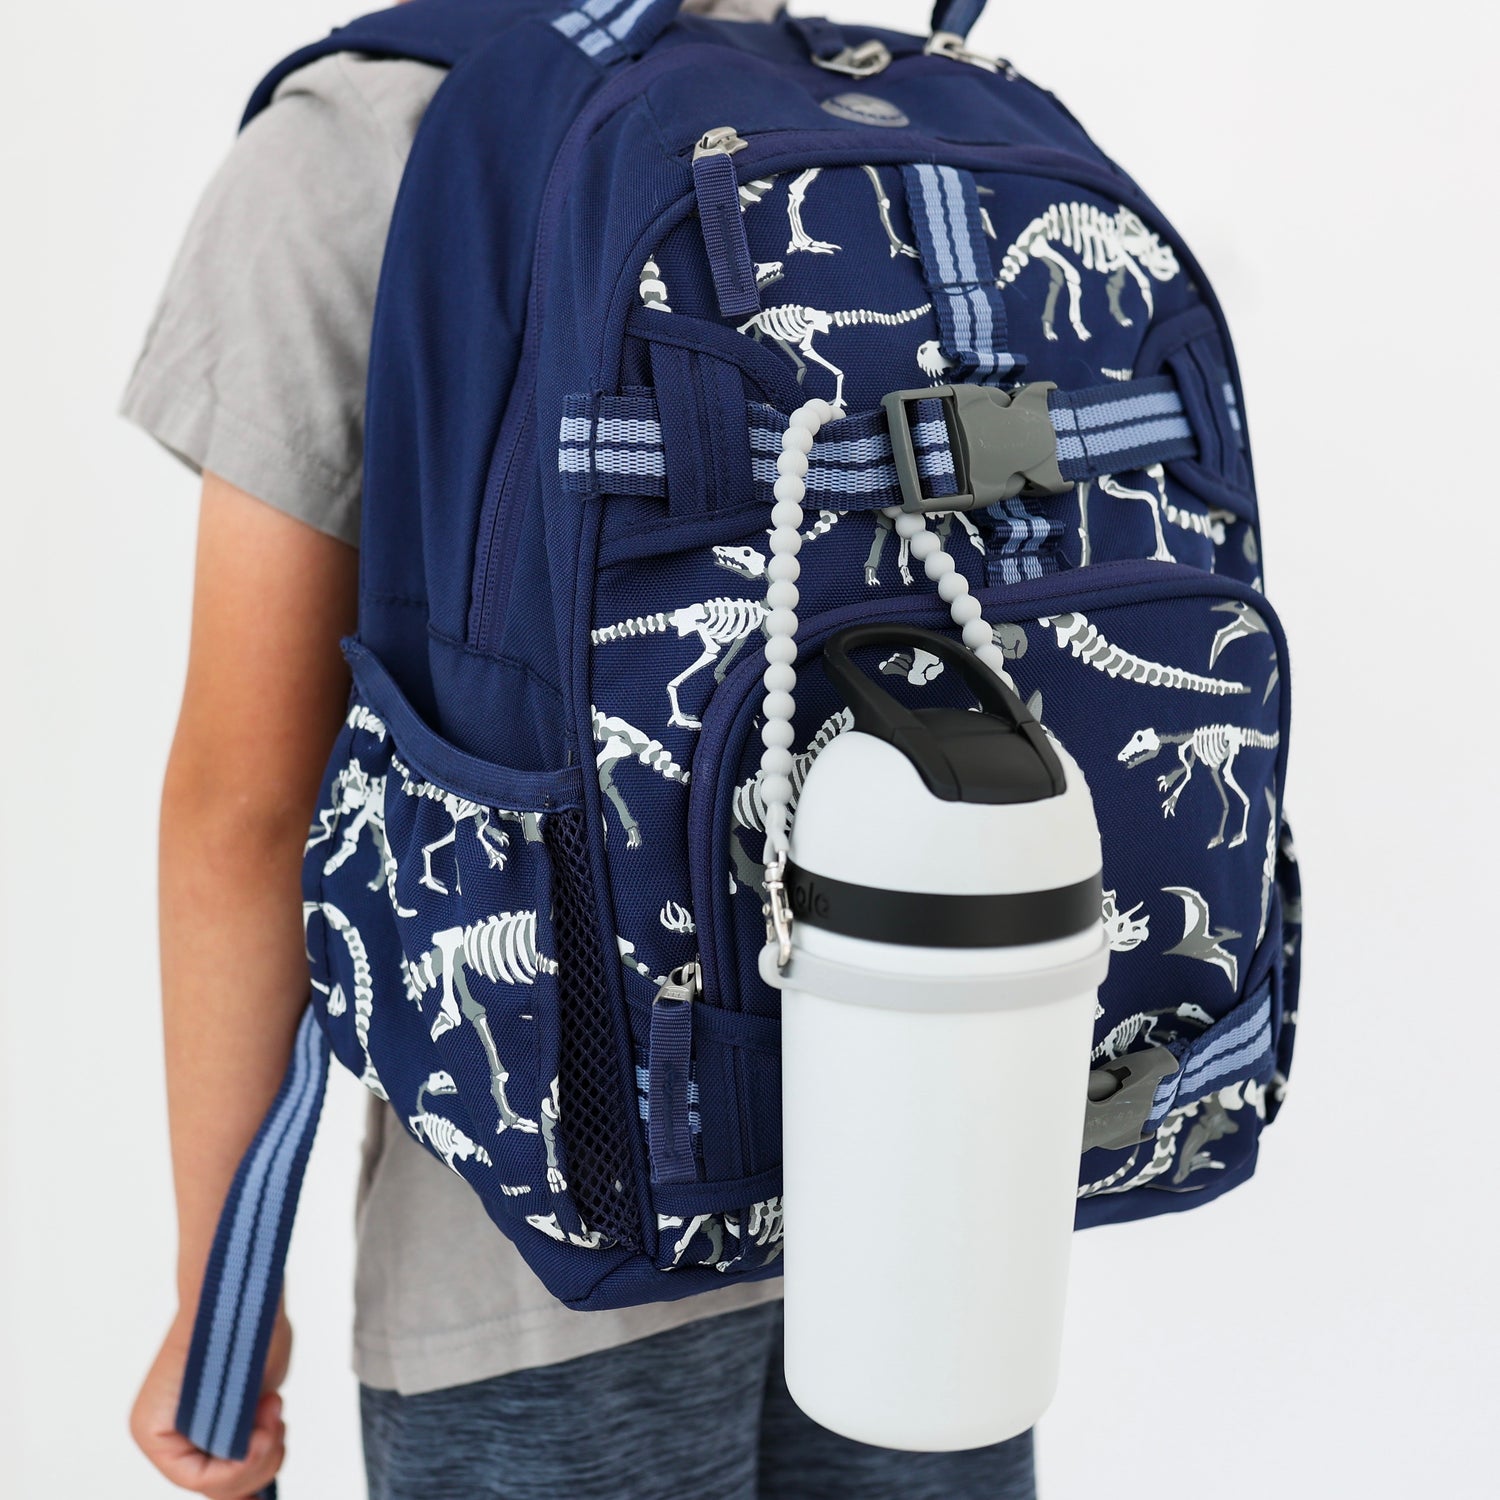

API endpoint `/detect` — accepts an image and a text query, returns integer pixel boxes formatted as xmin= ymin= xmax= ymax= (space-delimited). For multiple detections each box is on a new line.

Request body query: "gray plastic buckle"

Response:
xmin=882 ymin=382 xmax=1070 ymax=513
xmin=1081 ymin=1046 xmax=1180 ymax=1153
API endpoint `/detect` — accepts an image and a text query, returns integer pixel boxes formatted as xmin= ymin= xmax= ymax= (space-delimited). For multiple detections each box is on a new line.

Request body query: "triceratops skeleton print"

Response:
xmin=592 ymin=708 xmax=690 ymax=848
xmin=304 ymin=900 xmax=385 ymax=1100
xmin=998 ymin=202 xmax=1179 ymax=343
xmin=403 ymin=914 xmax=554 ymax=1134
xmin=592 ymin=599 xmax=767 ymax=730
xmin=1100 ymin=890 xmax=1151 ymax=952
xmin=409 ymin=1071 xmax=493 ymax=1172
xmin=1041 ymin=612 xmax=1250 ymax=695
xmin=1118 ymin=723 xmax=1281 ymax=849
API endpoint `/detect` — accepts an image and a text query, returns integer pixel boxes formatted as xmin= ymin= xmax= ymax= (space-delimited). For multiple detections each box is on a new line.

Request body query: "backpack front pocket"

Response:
xmin=303 ymin=641 xmax=644 ymax=1296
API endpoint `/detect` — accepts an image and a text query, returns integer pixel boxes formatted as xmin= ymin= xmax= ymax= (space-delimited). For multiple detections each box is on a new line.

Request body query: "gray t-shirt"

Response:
xmin=122 ymin=48 xmax=781 ymax=1396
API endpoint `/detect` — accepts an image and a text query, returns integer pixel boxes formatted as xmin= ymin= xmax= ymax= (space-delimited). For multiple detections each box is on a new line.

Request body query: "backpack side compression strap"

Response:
xmin=176 ymin=1008 xmax=331 ymax=1462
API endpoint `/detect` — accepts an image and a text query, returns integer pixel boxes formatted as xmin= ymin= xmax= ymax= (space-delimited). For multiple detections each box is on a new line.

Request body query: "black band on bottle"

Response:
xmin=784 ymin=863 xmax=1102 ymax=948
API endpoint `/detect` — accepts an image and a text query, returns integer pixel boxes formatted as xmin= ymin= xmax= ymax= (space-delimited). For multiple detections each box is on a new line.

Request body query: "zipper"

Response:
xmin=691 ymin=128 xmax=760 ymax=321
xmin=647 ymin=961 xmax=702 ymax=1186
xmin=687 ymin=562 xmax=1291 ymax=1014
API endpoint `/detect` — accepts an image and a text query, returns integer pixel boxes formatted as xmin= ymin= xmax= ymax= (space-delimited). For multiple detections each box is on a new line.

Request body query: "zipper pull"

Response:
xmin=924 ymin=32 xmax=1014 ymax=76
xmin=648 ymin=961 xmax=701 ymax=1186
xmin=692 ymin=126 xmax=760 ymax=320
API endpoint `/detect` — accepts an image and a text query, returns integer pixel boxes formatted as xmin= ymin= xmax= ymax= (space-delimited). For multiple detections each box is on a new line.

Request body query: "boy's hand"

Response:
xmin=131 ymin=1306 xmax=292 ymax=1498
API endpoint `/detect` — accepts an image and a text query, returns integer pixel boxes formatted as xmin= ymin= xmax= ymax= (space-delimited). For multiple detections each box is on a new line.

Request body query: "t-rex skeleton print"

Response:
xmin=1119 ymin=723 xmax=1280 ymax=849
xmin=409 ymin=1071 xmax=493 ymax=1172
xmin=404 ymin=913 xmax=554 ymax=1133
xmin=1040 ymin=612 xmax=1249 ymax=695
xmin=998 ymin=202 xmax=1179 ymax=343
xmin=306 ymin=758 xmax=411 ymax=918
xmin=592 ymin=599 xmax=767 ymax=730
xmin=738 ymin=301 xmax=932 ymax=407
xmin=782 ymin=165 xmax=919 ymax=260
xmin=1162 ymin=885 xmax=1241 ymax=988
xmin=865 ymin=508 xmax=983 ymax=587
xmin=304 ymin=900 xmax=385 ymax=1100
xmin=591 ymin=708 xmax=690 ymax=848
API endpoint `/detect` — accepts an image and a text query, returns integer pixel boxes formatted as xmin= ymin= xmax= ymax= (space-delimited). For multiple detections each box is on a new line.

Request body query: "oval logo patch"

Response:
xmin=819 ymin=93 xmax=910 ymax=128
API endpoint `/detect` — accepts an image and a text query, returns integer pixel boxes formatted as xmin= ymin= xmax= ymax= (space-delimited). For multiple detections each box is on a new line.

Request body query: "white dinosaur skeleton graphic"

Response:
xmin=592 ymin=599 xmax=767 ymax=730
xmin=538 ymin=1075 xmax=567 ymax=1194
xmin=998 ymin=202 xmax=1179 ymax=342
xmin=1100 ymin=889 xmax=1151 ymax=952
xmin=304 ymin=900 xmax=385 ymax=1100
xmin=1162 ymin=886 xmax=1241 ymax=988
xmin=1119 ymin=723 xmax=1281 ymax=849
xmin=618 ymin=936 xmax=667 ymax=990
xmin=738 ymin=300 xmax=932 ymax=406
xmin=1208 ymin=599 xmax=1270 ymax=667
xmin=783 ymin=165 xmax=918 ymax=259
xmin=659 ymin=900 xmax=695 ymax=934
xmin=404 ymin=914 xmax=553 ymax=1133
xmin=526 ymin=1211 xmax=608 ymax=1249
xmin=659 ymin=1195 xmax=784 ymax=1271
xmin=306 ymin=759 xmax=412 ymax=918
xmin=1040 ymin=612 xmax=1249 ymax=695
xmin=880 ymin=646 xmax=945 ymax=685
xmin=1257 ymin=788 xmax=1278 ymax=947
xmin=389 ymin=755 xmax=539 ymax=896
xmin=1098 ymin=471 xmax=1175 ymax=563
xmin=591 ymin=708 xmax=690 ymax=848
xmin=638 ymin=256 xmax=671 ymax=313
xmin=916 ymin=339 xmax=956 ymax=381
xmin=1092 ymin=1001 xmax=1212 ymax=1063
xmin=409 ymin=1071 xmax=492 ymax=1172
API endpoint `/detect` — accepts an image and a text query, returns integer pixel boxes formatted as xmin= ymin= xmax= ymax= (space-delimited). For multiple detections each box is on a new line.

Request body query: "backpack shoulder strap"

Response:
xmin=242 ymin=0 xmax=548 ymax=126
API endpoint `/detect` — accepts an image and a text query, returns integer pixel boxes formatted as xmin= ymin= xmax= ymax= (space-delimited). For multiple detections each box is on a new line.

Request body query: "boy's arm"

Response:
xmin=131 ymin=472 xmax=357 ymax=1499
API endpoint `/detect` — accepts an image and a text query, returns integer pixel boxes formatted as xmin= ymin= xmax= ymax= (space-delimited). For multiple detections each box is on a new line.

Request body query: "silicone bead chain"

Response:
xmin=759 ymin=398 xmax=1015 ymax=967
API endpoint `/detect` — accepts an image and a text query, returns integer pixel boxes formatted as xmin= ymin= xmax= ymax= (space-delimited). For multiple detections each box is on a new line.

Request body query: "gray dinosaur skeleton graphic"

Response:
xmin=1162 ymin=886 xmax=1241 ymax=988
xmin=738 ymin=300 xmax=932 ymax=406
xmin=409 ymin=1071 xmax=493 ymax=1172
xmin=783 ymin=165 xmax=919 ymax=259
xmin=1119 ymin=723 xmax=1280 ymax=848
xmin=304 ymin=899 xmax=385 ymax=1100
xmin=591 ymin=708 xmax=690 ymax=848
xmin=998 ymin=202 xmax=1179 ymax=342
xmin=1041 ymin=612 xmax=1249 ymax=695
xmin=880 ymin=646 xmax=945 ymax=685
xmin=592 ymin=599 xmax=767 ymax=731
xmin=729 ymin=709 xmax=852 ymax=892
xmin=404 ymin=913 xmax=554 ymax=1133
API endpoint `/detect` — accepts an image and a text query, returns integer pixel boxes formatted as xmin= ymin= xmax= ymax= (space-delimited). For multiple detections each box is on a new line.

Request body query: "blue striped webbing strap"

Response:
xmin=557 ymin=377 xmax=1196 ymax=503
xmin=176 ymin=1007 xmax=331 ymax=1461
xmin=1145 ymin=980 xmax=1277 ymax=1134
xmin=931 ymin=0 xmax=988 ymax=36
xmin=551 ymin=0 xmax=680 ymax=64
xmin=901 ymin=164 xmax=1019 ymax=384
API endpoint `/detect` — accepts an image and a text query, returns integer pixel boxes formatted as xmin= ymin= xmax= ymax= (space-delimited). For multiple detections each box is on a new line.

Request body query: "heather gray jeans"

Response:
xmin=361 ymin=1302 xmax=1036 ymax=1499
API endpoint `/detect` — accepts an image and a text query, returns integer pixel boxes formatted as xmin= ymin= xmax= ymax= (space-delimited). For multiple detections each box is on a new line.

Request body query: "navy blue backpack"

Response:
xmin=181 ymin=0 xmax=1301 ymax=1459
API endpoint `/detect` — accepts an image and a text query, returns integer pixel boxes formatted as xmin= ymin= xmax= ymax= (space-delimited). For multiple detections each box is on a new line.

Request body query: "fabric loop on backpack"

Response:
xmin=930 ymin=0 xmax=989 ymax=39
xmin=176 ymin=1007 xmax=331 ymax=1460
xmin=901 ymin=164 xmax=1019 ymax=384
xmin=557 ymin=376 xmax=1198 ymax=506
xmin=1144 ymin=979 xmax=1276 ymax=1133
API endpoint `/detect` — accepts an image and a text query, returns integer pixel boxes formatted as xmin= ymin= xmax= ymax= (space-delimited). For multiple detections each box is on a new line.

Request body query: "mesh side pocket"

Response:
xmin=545 ymin=807 xmax=642 ymax=1249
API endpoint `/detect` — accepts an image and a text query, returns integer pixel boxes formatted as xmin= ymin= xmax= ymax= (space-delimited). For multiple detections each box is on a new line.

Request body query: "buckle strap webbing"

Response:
xmin=1146 ymin=980 xmax=1276 ymax=1133
xmin=558 ymin=376 xmax=1197 ymax=505
xmin=901 ymin=164 xmax=1019 ymax=383
xmin=176 ymin=1008 xmax=330 ymax=1461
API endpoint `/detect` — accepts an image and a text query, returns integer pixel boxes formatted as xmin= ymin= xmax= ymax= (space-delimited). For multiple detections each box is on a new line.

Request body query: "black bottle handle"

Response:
xmin=821 ymin=624 xmax=1065 ymax=799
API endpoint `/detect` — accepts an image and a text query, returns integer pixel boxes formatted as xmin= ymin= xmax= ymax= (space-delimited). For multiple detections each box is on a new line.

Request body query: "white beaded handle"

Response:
xmin=759 ymin=398 xmax=1014 ymax=967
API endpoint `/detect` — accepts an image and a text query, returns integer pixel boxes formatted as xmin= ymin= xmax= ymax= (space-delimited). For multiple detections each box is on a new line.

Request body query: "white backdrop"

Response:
xmin=3 ymin=2 xmax=1496 ymax=1495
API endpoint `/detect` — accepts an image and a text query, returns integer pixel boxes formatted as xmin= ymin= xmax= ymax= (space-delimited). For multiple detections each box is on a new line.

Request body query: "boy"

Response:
xmin=123 ymin=4 xmax=1036 ymax=1494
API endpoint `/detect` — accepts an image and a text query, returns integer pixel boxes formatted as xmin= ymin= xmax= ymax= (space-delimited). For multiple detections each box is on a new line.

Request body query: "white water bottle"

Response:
xmin=763 ymin=624 xmax=1108 ymax=1453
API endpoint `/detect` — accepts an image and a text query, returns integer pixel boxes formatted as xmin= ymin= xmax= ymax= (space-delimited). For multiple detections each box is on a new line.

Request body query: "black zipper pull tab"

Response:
xmin=692 ymin=127 xmax=760 ymax=321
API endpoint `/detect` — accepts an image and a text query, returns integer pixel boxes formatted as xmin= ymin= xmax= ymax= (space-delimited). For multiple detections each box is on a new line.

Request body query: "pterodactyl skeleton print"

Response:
xmin=1162 ymin=886 xmax=1241 ymax=988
